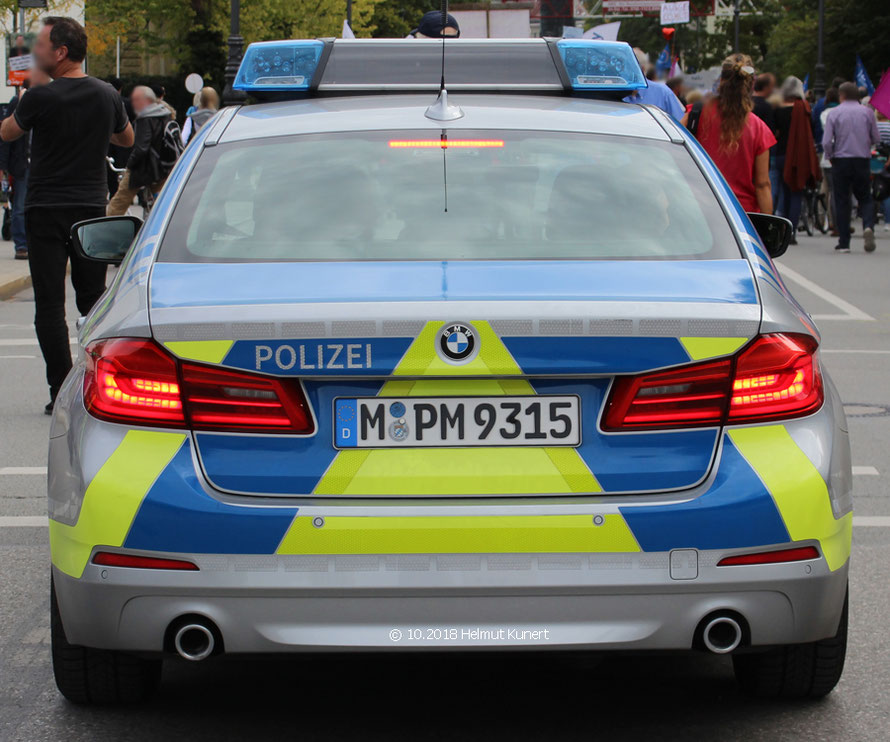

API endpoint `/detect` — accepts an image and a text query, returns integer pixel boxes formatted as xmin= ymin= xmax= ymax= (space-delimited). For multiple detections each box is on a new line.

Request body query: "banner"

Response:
xmin=583 ymin=22 xmax=621 ymax=41
xmin=660 ymin=2 xmax=690 ymax=25
xmin=602 ymin=1 xmax=662 ymax=12
xmin=855 ymin=55 xmax=875 ymax=96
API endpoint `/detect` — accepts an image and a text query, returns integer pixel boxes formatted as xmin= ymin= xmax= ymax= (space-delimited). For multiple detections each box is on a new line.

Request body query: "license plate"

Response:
xmin=334 ymin=396 xmax=581 ymax=448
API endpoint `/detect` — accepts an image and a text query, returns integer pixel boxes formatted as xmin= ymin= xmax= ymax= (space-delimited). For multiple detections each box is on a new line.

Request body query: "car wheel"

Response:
xmin=51 ymin=577 xmax=162 ymax=704
xmin=732 ymin=588 xmax=848 ymax=699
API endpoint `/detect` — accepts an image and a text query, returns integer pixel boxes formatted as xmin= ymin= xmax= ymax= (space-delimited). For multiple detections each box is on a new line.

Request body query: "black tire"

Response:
xmin=732 ymin=589 xmax=848 ymax=699
xmin=813 ymin=193 xmax=829 ymax=234
xmin=51 ymin=578 xmax=162 ymax=704
xmin=800 ymin=194 xmax=815 ymax=237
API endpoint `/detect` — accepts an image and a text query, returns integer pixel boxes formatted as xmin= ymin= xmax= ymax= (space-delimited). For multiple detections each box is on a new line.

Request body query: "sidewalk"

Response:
xmin=0 ymin=240 xmax=30 ymax=300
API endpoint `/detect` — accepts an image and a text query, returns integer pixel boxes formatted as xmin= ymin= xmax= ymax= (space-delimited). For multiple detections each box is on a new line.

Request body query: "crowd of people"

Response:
xmin=631 ymin=47 xmax=888 ymax=254
xmin=0 ymin=17 xmax=219 ymax=413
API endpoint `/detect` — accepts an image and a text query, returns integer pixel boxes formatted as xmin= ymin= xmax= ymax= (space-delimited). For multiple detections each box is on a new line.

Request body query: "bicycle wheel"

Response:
xmin=800 ymin=194 xmax=814 ymax=236
xmin=813 ymin=192 xmax=828 ymax=234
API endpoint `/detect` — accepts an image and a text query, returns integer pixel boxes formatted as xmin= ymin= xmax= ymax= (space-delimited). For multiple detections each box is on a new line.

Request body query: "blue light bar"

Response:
xmin=233 ymin=40 xmax=324 ymax=92
xmin=556 ymin=40 xmax=647 ymax=93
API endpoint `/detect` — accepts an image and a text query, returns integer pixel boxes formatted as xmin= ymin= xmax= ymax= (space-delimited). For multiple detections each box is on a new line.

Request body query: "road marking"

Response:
xmin=853 ymin=516 xmax=890 ymax=527
xmin=0 ymin=338 xmax=77 ymax=346
xmin=0 ymin=516 xmax=47 ymax=527
xmin=853 ymin=466 xmax=879 ymax=476
xmin=778 ymin=265 xmax=875 ymax=321
xmin=0 ymin=354 xmax=36 ymax=359
xmin=0 ymin=467 xmax=47 ymax=475
xmin=822 ymin=349 xmax=890 ymax=355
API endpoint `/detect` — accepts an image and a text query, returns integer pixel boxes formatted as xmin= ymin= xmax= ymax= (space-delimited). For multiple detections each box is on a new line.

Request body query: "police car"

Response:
xmin=49 ymin=38 xmax=851 ymax=703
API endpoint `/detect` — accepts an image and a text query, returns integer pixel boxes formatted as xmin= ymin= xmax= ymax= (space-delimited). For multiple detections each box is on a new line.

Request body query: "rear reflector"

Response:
xmin=603 ymin=333 xmax=823 ymax=431
xmin=92 ymin=552 xmax=199 ymax=570
xmin=84 ymin=338 xmax=314 ymax=434
xmin=717 ymin=546 xmax=820 ymax=566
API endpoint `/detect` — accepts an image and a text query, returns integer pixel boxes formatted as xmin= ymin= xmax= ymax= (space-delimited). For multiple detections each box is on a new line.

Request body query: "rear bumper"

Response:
xmin=54 ymin=548 xmax=848 ymax=653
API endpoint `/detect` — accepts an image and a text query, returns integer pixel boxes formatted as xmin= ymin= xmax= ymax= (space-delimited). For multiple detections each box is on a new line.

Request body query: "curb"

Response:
xmin=0 ymin=272 xmax=31 ymax=301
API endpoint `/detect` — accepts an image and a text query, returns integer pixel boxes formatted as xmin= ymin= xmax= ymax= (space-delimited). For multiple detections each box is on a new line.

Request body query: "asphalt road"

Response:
xmin=2 ymin=230 xmax=889 ymax=741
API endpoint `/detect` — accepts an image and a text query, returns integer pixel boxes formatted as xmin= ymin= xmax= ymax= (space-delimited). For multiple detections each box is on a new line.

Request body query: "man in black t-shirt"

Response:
xmin=752 ymin=73 xmax=777 ymax=135
xmin=0 ymin=16 xmax=134 ymax=413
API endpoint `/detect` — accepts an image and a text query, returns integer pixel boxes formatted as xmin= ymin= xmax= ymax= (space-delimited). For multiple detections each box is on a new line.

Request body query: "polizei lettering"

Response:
xmin=255 ymin=342 xmax=373 ymax=372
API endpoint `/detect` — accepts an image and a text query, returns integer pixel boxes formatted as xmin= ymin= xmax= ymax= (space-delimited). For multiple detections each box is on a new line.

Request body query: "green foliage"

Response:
xmin=585 ymin=0 xmax=888 ymax=85
xmin=370 ymin=0 xmax=431 ymax=38
xmin=234 ymin=0 xmax=382 ymax=42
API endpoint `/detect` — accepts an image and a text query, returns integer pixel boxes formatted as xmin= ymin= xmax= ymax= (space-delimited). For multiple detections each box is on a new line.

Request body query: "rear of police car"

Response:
xmin=47 ymin=39 xmax=851 ymax=703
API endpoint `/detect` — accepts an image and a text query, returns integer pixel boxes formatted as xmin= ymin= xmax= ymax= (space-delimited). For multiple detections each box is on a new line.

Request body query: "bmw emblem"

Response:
xmin=438 ymin=322 xmax=479 ymax=365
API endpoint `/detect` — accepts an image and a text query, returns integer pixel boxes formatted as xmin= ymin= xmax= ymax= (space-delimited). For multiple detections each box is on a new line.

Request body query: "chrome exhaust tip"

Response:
xmin=702 ymin=615 xmax=743 ymax=654
xmin=173 ymin=622 xmax=215 ymax=661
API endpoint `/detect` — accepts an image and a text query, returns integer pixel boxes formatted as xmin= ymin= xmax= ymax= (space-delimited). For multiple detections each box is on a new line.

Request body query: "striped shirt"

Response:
xmin=879 ymin=120 xmax=890 ymax=144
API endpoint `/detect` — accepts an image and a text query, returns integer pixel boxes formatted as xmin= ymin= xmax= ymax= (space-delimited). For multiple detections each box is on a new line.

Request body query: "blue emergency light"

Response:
xmin=232 ymin=38 xmax=646 ymax=98
xmin=233 ymin=40 xmax=324 ymax=92
xmin=556 ymin=40 xmax=648 ymax=92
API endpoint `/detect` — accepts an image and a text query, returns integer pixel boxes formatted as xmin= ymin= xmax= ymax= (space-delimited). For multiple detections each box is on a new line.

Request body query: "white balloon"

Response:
xmin=185 ymin=73 xmax=204 ymax=94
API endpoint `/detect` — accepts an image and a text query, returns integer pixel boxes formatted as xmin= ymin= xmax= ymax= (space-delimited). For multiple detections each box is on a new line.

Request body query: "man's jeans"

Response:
xmin=25 ymin=206 xmax=107 ymax=394
xmin=832 ymin=157 xmax=874 ymax=248
xmin=11 ymin=170 xmax=27 ymax=252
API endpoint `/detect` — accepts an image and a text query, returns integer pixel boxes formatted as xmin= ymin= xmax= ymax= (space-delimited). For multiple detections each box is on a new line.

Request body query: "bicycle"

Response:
xmin=106 ymin=156 xmax=155 ymax=218
xmin=799 ymin=182 xmax=828 ymax=236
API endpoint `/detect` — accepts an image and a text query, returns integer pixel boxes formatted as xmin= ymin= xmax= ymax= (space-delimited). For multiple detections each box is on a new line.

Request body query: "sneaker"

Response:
xmin=864 ymin=227 xmax=876 ymax=252
xmin=834 ymin=244 xmax=851 ymax=253
xmin=14 ymin=250 xmax=27 ymax=260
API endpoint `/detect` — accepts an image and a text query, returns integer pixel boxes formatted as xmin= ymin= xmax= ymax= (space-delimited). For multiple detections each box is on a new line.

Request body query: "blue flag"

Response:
xmin=802 ymin=73 xmax=809 ymax=92
xmin=855 ymin=55 xmax=875 ymax=96
xmin=656 ymin=44 xmax=671 ymax=73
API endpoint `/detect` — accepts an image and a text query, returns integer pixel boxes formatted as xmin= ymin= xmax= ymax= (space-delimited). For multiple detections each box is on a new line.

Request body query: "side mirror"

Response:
xmin=70 ymin=216 xmax=143 ymax=265
xmin=746 ymin=212 xmax=793 ymax=259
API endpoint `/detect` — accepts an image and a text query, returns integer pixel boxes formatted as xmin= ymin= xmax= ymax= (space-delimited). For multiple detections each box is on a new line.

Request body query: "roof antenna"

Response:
xmin=425 ymin=0 xmax=463 ymax=122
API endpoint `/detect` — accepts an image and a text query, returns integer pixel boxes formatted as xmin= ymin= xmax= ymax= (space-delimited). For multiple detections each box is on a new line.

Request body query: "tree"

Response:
xmin=370 ymin=0 xmax=431 ymax=38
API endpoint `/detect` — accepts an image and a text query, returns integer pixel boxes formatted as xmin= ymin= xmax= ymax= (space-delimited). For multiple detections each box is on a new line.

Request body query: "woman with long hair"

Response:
xmin=682 ymin=54 xmax=775 ymax=214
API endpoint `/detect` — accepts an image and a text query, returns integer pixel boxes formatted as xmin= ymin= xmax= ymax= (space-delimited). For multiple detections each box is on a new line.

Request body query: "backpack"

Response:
xmin=156 ymin=119 xmax=185 ymax=174
xmin=686 ymin=100 xmax=704 ymax=138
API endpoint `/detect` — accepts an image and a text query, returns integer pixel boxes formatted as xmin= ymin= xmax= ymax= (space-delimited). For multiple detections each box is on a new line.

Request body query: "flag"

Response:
xmin=871 ymin=70 xmax=890 ymax=120
xmin=583 ymin=22 xmax=621 ymax=41
xmin=669 ymin=57 xmax=683 ymax=78
xmin=855 ymin=55 xmax=875 ymax=96
xmin=656 ymin=44 xmax=671 ymax=73
xmin=802 ymin=73 xmax=809 ymax=92
xmin=342 ymin=19 xmax=356 ymax=39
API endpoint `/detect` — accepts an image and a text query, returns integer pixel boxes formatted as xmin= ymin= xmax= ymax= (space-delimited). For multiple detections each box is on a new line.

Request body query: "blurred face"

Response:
xmin=15 ymin=35 xmax=25 ymax=47
xmin=131 ymin=89 xmax=151 ymax=113
xmin=32 ymin=25 xmax=68 ymax=76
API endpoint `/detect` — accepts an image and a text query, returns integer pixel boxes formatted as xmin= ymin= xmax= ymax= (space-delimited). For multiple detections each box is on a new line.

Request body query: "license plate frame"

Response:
xmin=333 ymin=395 xmax=582 ymax=449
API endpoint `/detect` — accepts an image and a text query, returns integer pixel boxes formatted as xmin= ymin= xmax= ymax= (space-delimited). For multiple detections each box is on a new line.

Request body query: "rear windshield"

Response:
xmin=159 ymin=129 xmax=740 ymax=262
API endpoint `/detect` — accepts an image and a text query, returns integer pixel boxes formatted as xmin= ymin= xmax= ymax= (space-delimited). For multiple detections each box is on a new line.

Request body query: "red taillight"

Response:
xmin=603 ymin=333 xmax=823 ymax=431
xmin=180 ymin=362 xmax=313 ymax=433
xmin=83 ymin=339 xmax=314 ymax=434
xmin=728 ymin=333 xmax=822 ymax=423
xmin=84 ymin=338 xmax=185 ymax=426
xmin=717 ymin=545 xmax=820 ymax=566
xmin=92 ymin=552 xmax=199 ymax=570
xmin=603 ymin=359 xmax=732 ymax=430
